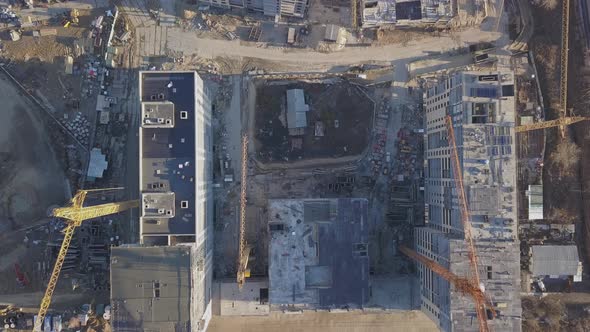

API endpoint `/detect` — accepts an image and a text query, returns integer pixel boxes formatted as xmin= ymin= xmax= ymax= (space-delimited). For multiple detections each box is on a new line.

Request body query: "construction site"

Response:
xmin=251 ymin=77 xmax=374 ymax=162
xmin=0 ymin=0 xmax=590 ymax=330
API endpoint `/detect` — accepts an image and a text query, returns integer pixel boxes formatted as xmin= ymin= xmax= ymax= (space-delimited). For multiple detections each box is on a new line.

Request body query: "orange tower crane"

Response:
xmin=399 ymin=245 xmax=494 ymax=321
xmin=445 ymin=115 xmax=494 ymax=332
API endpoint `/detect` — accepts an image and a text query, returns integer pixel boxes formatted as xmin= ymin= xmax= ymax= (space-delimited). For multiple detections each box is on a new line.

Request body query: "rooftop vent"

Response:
xmin=180 ymin=111 xmax=188 ymax=119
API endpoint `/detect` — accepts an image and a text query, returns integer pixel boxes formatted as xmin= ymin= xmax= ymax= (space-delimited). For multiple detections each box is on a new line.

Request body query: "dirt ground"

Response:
xmin=522 ymin=294 xmax=590 ymax=332
xmin=0 ymin=75 xmax=68 ymax=294
xmin=253 ymin=78 xmax=374 ymax=162
xmin=527 ymin=1 xmax=590 ymax=330
xmin=0 ymin=8 xmax=101 ymax=113
xmin=529 ymin=0 xmax=584 ymax=230
xmin=530 ymin=0 xmax=590 ymax=256
xmin=0 ymin=4 xmax=108 ymax=302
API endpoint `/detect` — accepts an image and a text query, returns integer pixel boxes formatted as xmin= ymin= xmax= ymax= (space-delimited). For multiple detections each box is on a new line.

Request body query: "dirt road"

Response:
xmin=166 ymin=28 xmax=503 ymax=68
xmin=207 ymin=310 xmax=438 ymax=332
xmin=0 ymin=290 xmax=108 ymax=310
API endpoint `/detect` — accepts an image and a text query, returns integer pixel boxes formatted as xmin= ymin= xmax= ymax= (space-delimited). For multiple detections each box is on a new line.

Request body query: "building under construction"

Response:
xmin=110 ymin=71 xmax=214 ymax=331
xmin=416 ymin=70 xmax=521 ymax=331
xmin=202 ymin=0 xmax=307 ymax=18
xmin=267 ymin=198 xmax=370 ymax=310
xmin=361 ymin=0 xmax=453 ymax=27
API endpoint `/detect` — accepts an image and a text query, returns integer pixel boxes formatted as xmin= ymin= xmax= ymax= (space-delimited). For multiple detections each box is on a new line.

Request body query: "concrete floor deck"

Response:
xmin=207 ymin=310 xmax=438 ymax=332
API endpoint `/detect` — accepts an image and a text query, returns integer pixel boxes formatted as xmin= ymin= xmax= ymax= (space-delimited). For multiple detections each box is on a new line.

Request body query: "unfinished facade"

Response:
xmin=202 ymin=0 xmax=307 ymax=18
xmin=416 ymin=71 xmax=521 ymax=331
xmin=267 ymin=198 xmax=369 ymax=310
xmin=131 ymin=71 xmax=214 ymax=329
xmin=361 ymin=0 xmax=453 ymax=27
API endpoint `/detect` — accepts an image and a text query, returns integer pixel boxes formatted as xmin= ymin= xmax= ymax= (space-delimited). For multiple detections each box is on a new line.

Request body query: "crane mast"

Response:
xmin=515 ymin=6 xmax=581 ymax=137
xmin=445 ymin=115 xmax=491 ymax=332
xmin=237 ymin=134 xmax=251 ymax=289
xmin=34 ymin=190 xmax=138 ymax=332
xmin=559 ymin=0 xmax=570 ymax=138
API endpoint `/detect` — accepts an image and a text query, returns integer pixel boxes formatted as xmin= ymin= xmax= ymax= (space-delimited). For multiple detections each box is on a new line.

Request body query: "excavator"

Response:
xmin=33 ymin=189 xmax=138 ymax=332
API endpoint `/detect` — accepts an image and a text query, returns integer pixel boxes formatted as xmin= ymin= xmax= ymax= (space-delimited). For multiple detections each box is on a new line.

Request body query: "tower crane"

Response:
xmin=558 ymin=0 xmax=571 ymax=138
xmin=445 ymin=115 xmax=494 ymax=332
xmin=351 ymin=0 xmax=358 ymax=30
xmin=399 ymin=245 xmax=495 ymax=322
xmin=237 ymin=134 xmax=251 ymax=289
xmin=33 ymin=189 xmax=138 ymax=332
xmin=515 ymin=116 xmax=589 ymax=133
xmin=516 ymin=0 xmax=579 ymax=136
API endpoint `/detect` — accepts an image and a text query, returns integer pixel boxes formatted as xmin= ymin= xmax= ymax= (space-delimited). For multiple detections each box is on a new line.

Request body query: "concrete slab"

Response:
xmin=207 ymin=310 xmax=439 ymax=332
xmin=219 ymin=280 xmax=270 ymax=316
xmin=268 ymin=198 xmax=369 ymax=309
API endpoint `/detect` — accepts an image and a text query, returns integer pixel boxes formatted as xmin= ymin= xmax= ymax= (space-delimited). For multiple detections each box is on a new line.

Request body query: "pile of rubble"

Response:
xmin=391 ymin=127 xmax=421 ymax=180
xmin=0 ymin=7 xmax=20 ymax=27
xmin=62 ymin=112 xmax=90 ymax=146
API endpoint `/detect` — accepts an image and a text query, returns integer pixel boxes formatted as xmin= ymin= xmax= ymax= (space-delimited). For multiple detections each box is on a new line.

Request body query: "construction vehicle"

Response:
xmin=14 ymin=263 xmax=29 ymax=287
xmin=400 ymin=145 xmax=412 ymax=153
xmin=445 ymin=115 xmax=494 ymax=332
xmin=33 ymin=189 xmax=138 ymax=332
xmin=236 ymin=135 xmax=252 ymax=289
xmin=61 ymin=9 xmax=79 ymax=28
xmin=399 ymin=245 xmax=495 ymax=322
xmin=0 ymin=306 xmax=15 ymax=316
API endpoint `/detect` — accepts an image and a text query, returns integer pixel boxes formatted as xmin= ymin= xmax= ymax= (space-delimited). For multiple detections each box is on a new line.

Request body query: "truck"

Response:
xmin=287 ymin=27 xmax=296 ymax=44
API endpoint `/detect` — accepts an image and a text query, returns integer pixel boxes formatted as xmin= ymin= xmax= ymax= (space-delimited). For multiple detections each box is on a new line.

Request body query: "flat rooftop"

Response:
xmin=110 ymin=246 xmax=192 ymax=332
xmin=139 ymin=71 xmax=197 ymax=241
xmin=268 ymin=198 xmax=369 ymax=309
xmin=446 ymin=70 xmax=521 ymax=331
xmin=460 ymin=71 xmax=517 ymax=241
xmin=427 ymin=71 xmax=518 ymax=241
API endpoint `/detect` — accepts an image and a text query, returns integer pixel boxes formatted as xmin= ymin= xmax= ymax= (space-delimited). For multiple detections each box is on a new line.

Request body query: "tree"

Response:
xmin=550 ymin=138 xmax=581 ymax=179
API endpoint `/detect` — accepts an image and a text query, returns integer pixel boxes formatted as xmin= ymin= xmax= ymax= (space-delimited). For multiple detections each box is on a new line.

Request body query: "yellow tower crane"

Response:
xmin=237 ymin=134 xmax=252 ymax=289
xmin=558 ymin=0 xmax=571 ymax=138
xmin=33 ymin=189 xmax=138 ymax=332
xmin=351 ymin=0 xmax=358 ymax=30
xmin=513 ymin=0 xmax=583 ymax=135
xmin=515 ymin=116 xmax=589 ymax=133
